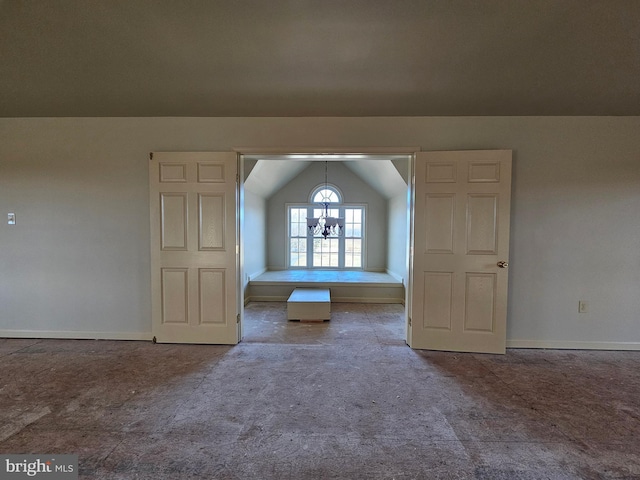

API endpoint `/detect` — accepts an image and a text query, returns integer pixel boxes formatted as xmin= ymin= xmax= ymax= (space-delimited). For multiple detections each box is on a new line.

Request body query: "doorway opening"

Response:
xmin=238 ymin=151 xmax=414 ymax=345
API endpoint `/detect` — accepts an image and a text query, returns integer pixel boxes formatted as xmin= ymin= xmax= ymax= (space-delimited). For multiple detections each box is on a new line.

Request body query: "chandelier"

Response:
xmin=307 ymin=161 xmax=345 ymax=239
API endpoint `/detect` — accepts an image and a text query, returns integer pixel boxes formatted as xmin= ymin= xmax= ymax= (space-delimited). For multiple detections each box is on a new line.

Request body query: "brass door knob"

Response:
xmin=497 ymin=261 xmax=509 ymax=268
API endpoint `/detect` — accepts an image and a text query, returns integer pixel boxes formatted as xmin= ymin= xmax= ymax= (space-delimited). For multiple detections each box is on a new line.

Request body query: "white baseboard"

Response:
xmin=248 ymin=296 xmax=289 ymax=302
xmin=507 ymin=339 xmax=640 ymax=351
xmin=2 ymin=331 xmax=633 ymax=350
xmin=0 ymin=330 xmax=152 ymax=341
xmin=246 ymin=268 xmax=267 ymax=282
xmin=331 ymin=296 xmax=404 ymax=304
xmin=385 ymin=269 xmax=404 ymax=284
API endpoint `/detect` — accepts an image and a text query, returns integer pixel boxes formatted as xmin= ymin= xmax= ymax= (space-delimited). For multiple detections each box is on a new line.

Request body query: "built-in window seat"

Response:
xmin=246 ymin=270 xmax=405 ymax=304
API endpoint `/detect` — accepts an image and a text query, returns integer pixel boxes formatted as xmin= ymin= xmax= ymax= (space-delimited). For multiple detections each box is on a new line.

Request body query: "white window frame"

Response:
xmin=286 ymin=202 xmax=366 ymax=270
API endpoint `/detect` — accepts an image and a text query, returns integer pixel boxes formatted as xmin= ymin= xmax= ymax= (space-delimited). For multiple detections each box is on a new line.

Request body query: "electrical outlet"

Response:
xmin=578 ymin=301 xmax=588 ymax=313
xmin=8 ymin=213 xmax=15 ymax=225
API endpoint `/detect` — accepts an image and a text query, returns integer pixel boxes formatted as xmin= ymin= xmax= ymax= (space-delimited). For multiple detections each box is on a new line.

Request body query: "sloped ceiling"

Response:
xmin=244 ymin=160 xmax=312 ymax=198
xmin=342 ymin=161 xmax=408 ymax=199
xmin=244 ymin=156 xmax=409 ymax=199
xmin=1 ymin=0 xmax=639 ymax=117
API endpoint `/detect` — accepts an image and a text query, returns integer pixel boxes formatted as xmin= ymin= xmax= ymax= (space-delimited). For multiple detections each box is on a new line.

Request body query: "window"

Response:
xmin=288 ymin=186 xmax=364 ymax=268
xmin=312 ymin=187 xmax=340 ymax=204
xmin=289 ymin=207 xmax=308 ymax=267
xmin=344 ymin=208 xmax=363 ymax=267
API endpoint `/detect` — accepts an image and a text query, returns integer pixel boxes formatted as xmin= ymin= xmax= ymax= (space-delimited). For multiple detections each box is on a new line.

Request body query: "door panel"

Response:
xmin=150 ymin=152 xmax=239 ymax=344
xmin=199 ymin=194 xmax=225 ymax=250
xmin=199 ymin=268 xmax=226 ymax=324
xmin=409 ymin=150 xmax=511 ymax=354
xmin=161 ymin=193 xmax=188 ymax=250
xmin=464 ymin=273 xmax=496 ymax=332
xmin=161 ymin=268 xmax=189 ymax=324
xmin=425 ymin=194 xmax=455 ymax=254
xmin=466 ymin=194 xmax=498 ymax=254
xmin=423 ymin=272 xmax=453 ymax=330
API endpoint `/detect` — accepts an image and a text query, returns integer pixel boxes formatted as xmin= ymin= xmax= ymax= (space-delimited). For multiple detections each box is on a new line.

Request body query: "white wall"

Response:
xmin=265 ymin=161 xmax=387 ymax=271
xmin=386 ymin=158 xmax=410 ymax=283
xmin=0 ymin=117 xmax=639 ymax=348
xmin=387 ymin=193 xmax=408 ymax=284
xmin=242 ymin=188 xmax=267 ymax=285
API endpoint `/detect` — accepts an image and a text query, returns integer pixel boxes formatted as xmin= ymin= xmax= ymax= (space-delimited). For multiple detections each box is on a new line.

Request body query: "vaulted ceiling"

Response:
xmin=1 ymin=0 xmax=639 ymax=117
xmin=243 ymin=155 xmax=410 ymax=200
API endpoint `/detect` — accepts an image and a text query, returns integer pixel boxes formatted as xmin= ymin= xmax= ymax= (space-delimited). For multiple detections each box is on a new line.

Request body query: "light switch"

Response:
xmin=8 ymin=213 xmax=15 ymax=225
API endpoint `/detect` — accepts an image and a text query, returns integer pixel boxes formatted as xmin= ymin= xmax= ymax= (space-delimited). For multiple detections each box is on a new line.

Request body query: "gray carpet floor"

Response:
xmin=1 ymin=302 xmax=639 ymax=479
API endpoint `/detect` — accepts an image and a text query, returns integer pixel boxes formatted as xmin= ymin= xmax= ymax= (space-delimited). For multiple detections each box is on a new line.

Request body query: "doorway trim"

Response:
xmin=235 ymin=147 xmax=421 ymax=155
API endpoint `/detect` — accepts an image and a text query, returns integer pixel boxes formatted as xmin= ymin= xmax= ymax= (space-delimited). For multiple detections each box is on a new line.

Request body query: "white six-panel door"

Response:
xmin=150 ymin=152 xmax=239 ymax=344
xmin=409 ymin=150 xmax=512 ymax=354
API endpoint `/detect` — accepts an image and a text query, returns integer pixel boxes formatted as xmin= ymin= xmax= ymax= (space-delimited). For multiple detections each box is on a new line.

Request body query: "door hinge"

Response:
xmin=408 ymin=317 xmax=412 ymax=327
xmin=149 ymin=152 xmax=154 ymax=160
xmin=236 ymin=173 xmax=239 ymax=184
xmin=236 ymin=314 xmax=240 ymax=324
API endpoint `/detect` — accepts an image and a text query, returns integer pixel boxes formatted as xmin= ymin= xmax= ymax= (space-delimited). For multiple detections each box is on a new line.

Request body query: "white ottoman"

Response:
xmin=287 ymin=288 xmax=331 ymax=321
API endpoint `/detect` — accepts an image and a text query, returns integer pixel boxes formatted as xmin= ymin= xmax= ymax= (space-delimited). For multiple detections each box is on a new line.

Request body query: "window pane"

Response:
xmin=290 ymin=239 xmax=307 ymax=266
xmin=289 ymin=208 xmax=309 ymax=267
xmin=345 ymin=208 xmax=363 ymax=239
xmin=345 ymin=239 xmax=362 ymax=268
xmin=342 ymin=208 xmax=363 ymax=268
xmin=290 ymin=208 xmax=307 ymax=238
xmin=292 ymin=238 xmax=303 ymax=252
xmin=313 ymin=187 xmax=341 ymax=204
xmin=313 ymin=238 xmax=339 ymax=267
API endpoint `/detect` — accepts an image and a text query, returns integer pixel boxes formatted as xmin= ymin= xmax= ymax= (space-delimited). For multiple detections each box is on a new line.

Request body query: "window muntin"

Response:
xmin=312 ymin=187 xmax=340 ymax=204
